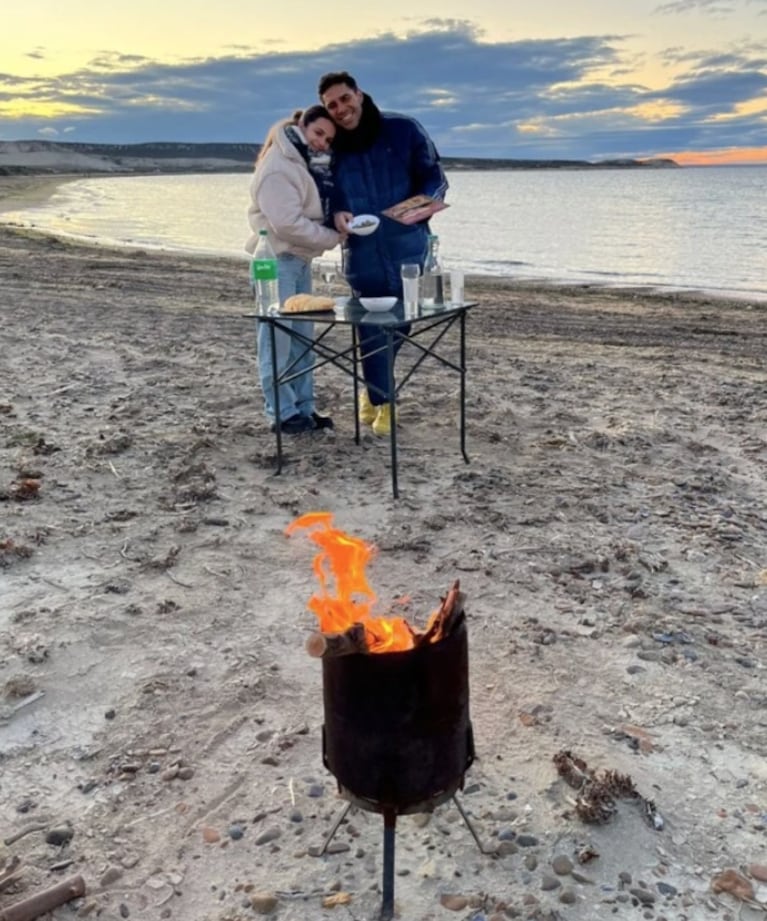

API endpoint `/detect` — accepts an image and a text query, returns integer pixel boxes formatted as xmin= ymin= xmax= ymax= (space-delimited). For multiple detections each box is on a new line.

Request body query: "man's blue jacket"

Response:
xmin=330 ymin=95 xmax=448 ymax=297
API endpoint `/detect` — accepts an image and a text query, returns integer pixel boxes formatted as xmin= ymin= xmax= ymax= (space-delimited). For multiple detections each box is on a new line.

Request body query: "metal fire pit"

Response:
xmin=322 ymin=612 xmax=474 ymax=811
xmin=317 ymin=614 xmax=488 ymax=920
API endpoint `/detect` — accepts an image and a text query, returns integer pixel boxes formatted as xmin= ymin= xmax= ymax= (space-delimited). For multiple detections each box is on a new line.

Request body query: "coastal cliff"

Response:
xmin=0 ymin=140 xmax=680 ymax=175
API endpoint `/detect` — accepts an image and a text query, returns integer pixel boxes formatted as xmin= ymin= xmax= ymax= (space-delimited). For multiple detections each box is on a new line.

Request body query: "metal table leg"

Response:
xmin=269 ymin=320 xmax=283 ymax=474
xmin=460 ymin=309 xmax=469 ymax=463
xmin=386 ymin=330 xmax=398 ymax=499
xmin=352 ymin=327 xmax=361 ymax=445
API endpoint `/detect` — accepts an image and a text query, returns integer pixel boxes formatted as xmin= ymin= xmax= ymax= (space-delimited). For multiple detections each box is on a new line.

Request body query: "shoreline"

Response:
xmin=2 ymin=219 xmax=764 ymax=313
xmin=1 ymin=173 xmax=766 ymax=306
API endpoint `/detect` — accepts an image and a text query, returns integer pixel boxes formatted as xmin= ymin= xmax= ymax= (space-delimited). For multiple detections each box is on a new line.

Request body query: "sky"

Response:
xmin=2 ymin=0 xmax=766 ymax=164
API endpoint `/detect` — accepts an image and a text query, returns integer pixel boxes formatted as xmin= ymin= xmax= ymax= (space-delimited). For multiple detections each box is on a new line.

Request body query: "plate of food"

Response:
xmin=349 ymin=214 xmax=380 ymax=236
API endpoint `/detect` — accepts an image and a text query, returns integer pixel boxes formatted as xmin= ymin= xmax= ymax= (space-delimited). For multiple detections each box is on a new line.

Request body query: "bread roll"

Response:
xmin=281 ymin=294 xmax=335 ymax=314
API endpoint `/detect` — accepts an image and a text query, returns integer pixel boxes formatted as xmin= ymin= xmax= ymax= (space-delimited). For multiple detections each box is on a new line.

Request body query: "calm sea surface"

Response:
xmin=2 ymin=166 xmax=765 ymax=301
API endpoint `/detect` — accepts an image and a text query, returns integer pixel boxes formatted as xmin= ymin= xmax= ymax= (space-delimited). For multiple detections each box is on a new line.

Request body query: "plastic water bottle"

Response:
xmin=422 ymin=233 xmax=444 ymax=306
xmin=250 ymin=229 xmax=279 ymax=313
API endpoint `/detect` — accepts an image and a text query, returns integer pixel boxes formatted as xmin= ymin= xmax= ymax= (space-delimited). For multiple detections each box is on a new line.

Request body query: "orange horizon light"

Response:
xmin=659 ymin=145 xmax=767 ymax=167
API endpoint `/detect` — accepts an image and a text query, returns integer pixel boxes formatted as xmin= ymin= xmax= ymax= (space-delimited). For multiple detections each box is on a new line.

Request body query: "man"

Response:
xmin=318 ymin=71 xmax=448 ymax=436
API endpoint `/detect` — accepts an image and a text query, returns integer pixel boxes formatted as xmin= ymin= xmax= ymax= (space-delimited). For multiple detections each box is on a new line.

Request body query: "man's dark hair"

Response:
xmin=318 ymin=71 xmax=358 ymax=97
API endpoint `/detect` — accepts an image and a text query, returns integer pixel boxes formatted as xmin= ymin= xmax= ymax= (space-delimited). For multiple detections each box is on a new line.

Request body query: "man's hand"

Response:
xmin=333 ymin=211 xmax=353 ymax=234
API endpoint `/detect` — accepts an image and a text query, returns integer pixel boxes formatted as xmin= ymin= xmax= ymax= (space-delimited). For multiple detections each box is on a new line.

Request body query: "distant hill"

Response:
xmin=443 ymin=156 xmax=679 ymax=170
xmin=0 ymin=140 xmax=260 ymax=175
xmin=0 ymin=140 xmax=680 ymax=175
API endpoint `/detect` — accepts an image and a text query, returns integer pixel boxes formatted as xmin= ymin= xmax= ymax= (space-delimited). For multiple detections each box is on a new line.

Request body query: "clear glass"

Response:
xmin=449 ymin=269 xmax=464 ymax=305
xmin=401 ymin=263 xmax=420 ymax=316
xmin=318 ymin=260 xmax=338 ymax=296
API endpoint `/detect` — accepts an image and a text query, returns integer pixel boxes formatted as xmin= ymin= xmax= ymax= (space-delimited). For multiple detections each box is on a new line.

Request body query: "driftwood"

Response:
xmin=0 ymin=874 xmax=85 ymax=921
xmin=3 ymin=825 xmax=47 ymax=848
xmin=305 ymin=623 xmax=368 ymax=658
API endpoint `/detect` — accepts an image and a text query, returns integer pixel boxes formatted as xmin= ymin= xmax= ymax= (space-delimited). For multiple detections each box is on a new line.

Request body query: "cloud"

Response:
xmin=654 ymin=0 xmax=764 ymax=13
xmin=1 ymin=22 xmax=766 ymax=161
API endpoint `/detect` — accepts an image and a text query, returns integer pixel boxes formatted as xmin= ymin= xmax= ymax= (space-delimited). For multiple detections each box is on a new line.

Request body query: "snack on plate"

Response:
xmin=281 ymin=294 xmax=336 ymax=313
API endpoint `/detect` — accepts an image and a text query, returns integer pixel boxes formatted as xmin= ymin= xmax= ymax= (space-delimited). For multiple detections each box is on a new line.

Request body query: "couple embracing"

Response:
xmin=246 ymin=71 xmax=448 ymax=437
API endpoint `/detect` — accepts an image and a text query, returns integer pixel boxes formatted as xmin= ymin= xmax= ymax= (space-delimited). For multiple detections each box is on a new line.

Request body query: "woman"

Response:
xmin=246 ymin=106 xmax=342 ymax=434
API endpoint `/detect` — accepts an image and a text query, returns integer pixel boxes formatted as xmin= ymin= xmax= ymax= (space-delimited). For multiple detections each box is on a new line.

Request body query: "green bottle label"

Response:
xmin=251 ymin=258 xmax=278 ymax=282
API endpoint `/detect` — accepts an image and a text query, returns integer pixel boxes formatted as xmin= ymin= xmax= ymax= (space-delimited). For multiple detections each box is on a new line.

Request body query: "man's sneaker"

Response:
xmin=358 ymin=389 xmax=377 ymax=425
xmin=310 ymin=412 xmax=334 ymax=430
xmin=371 ymin=403 xmax=392 ymax=437
xmin=270 ymin=414 xmax=316 ymax=435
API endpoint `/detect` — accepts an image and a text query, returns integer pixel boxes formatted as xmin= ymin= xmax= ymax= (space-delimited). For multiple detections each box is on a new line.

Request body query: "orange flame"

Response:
xmin=286 ymin=512 xmax=418 ymax=653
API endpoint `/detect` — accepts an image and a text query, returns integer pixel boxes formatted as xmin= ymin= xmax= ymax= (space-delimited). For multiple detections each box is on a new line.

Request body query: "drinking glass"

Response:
xmin=400 ymin=263 xmax=420 ymax=316
xmin=449 ymin=269 xmax=465 ymax=305
xmin=318 ymin=260 xmax=338 ymax=296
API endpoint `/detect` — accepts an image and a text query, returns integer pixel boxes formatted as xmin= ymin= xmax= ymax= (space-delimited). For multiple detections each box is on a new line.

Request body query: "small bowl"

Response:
xmin=349 ymin=214 xmax=380 ymax=236
xmin=359 ymin=296 xmax=397 ymax=312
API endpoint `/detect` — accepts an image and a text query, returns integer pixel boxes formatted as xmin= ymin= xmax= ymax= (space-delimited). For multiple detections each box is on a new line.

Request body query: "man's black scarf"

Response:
xmin=331 ymin=94 xmax=382 ymax=154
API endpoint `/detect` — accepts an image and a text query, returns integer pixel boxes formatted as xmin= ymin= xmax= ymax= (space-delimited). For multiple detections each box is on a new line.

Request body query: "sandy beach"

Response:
xmin=1 ymin=174 xmax=766 ymax=921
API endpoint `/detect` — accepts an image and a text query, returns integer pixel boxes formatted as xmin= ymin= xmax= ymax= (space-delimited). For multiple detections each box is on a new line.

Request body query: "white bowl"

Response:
xmin=359 ymin=296 xmax=397 ymax=312
xmin=349 ymin=214 xmax=380 ymax=236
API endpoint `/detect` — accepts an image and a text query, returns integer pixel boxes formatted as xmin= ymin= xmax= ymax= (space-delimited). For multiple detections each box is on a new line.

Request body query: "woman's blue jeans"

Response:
xmin=256 ymin=254 xmax=315 ymax=423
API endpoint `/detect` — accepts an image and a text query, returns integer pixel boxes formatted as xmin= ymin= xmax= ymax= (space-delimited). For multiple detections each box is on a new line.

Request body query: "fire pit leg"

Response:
xmin=316 ymin=800 xmax=353 ymax=855
xmin=452 ymin=794 xmax=494 ymax=855
xmin=380 ymin=808 xmax=397 ymax=921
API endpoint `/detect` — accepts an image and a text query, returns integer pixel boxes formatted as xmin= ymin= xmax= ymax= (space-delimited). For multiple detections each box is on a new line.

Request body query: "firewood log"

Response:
xmin=0 ymin=874 xmax=85 ymax=921
xmin=305 ymin=623 xmax=368 ymax=658
xmin=415 ymin=580 xmax=464 ymax=646
xmin=439 ymin=582 xmax=466 ymax=638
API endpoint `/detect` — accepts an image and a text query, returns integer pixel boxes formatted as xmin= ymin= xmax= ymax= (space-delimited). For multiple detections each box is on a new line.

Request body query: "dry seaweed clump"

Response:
xmin=553 ymin=749 xmax=663 ymax=829
xmin=0 ymin=537 xmax=34 ymax=568
xmin=4 ymin=674 xmax=38 ymax=698
xmin=1 ymin=477 xmax=41 ymax=501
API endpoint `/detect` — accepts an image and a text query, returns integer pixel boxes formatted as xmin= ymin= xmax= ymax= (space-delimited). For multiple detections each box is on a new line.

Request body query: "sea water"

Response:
xmin=1 ymin=166 xmax=765 ymax=301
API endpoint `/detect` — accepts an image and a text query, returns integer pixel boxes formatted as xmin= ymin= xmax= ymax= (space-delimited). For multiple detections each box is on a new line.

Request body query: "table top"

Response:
xmin=245 ymin=297 xmax=476 ymax=328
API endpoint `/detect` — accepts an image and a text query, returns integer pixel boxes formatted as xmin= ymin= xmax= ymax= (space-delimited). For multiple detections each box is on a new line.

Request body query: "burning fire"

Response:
xmin=286 ymin=511 xmax=439 ymax=654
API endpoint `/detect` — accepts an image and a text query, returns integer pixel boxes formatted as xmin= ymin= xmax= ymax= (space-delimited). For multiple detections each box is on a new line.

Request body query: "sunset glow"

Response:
xmin=0 ymin=99 xmax=101 ymax=120
xmin=661 ymin=147 xmax=767 ymax=167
